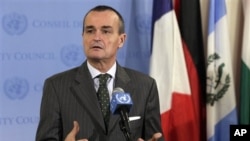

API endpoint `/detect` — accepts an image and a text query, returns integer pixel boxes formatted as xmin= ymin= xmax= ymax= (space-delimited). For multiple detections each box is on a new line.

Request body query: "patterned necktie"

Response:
xmin=97 ymin=73 xmax=111 ymax=129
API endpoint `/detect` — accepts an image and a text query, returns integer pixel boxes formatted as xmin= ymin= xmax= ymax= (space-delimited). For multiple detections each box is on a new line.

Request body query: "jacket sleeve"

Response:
xmin=144 ymin=79 xmax=165 ymax=141
xmin=35 ymin=78 xmax=62 ymax=141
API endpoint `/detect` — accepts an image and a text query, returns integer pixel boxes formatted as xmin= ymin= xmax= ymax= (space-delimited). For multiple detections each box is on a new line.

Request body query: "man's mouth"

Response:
xmin=92 ymin=45 xmax=103 ymax=49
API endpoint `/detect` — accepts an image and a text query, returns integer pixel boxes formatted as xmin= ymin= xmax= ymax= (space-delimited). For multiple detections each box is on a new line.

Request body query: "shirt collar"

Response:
xmin=87 ymin=61 xmax=116 ymax=79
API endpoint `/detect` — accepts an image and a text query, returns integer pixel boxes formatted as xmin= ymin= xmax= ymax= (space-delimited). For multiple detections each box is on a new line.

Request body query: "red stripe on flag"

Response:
xmin=182 ymin=40 xmax=202 ymax=122
xmin=161 ymin=93 xmax=199 ymax=141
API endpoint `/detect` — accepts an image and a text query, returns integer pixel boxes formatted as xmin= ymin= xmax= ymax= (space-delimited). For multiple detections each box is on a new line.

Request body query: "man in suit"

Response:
xmin=36 ymin=5 xmax=164 ymax=141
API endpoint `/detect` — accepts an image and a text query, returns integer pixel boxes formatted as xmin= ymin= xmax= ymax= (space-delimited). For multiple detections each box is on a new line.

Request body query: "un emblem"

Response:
xmin=116 ymin=93 xmax=131 ymax=104
xmin=3 ymin=77 xmax=29 ymax=100
xmin=61 ymin=44 xmax=85 ymax=67
xmin=2 ymin=12 xmax=28 ymax=35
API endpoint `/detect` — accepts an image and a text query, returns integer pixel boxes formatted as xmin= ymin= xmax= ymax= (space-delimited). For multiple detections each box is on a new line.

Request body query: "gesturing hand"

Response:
xmin=137 ymin=133 xmax=162 ymax=141
xmin=65 ymin=121 xmax=162 ymax=141
xmin=64 ymin=121 xmax=88 ymax=141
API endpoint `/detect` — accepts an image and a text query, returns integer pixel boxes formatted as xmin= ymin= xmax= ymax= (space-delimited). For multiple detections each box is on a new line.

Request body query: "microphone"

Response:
xmin=110 ymin=87 xmax=133 ymax=141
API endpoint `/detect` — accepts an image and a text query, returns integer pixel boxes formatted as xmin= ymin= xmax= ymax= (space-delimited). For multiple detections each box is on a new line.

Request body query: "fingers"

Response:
xmin=150 ymin=133 xmax=162 ymax=141
xmin=64 ymin=121 xmax=80 ymax=141
xmin=137 ymin=133 xmax=163 ymax=141
xmin=73 ymin=121 xmax=80 ymax=135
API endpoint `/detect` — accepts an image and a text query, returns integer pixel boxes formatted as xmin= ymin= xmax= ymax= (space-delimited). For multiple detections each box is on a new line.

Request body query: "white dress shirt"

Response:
xmin=87 ymin=61 xmax=116 ymax=100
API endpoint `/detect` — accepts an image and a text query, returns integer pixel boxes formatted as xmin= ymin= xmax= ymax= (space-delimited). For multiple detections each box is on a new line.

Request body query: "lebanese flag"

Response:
xmin=240 ymin=0 xmax=250 ymax=125
xmin=150 ymin=0 xmax=199 ymax=140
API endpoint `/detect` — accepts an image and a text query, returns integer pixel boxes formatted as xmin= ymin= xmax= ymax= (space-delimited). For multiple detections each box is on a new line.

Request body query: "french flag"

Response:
xmin=206 ymin=0 xmax=238 ymax=141
xmin=150 ymin=0 xmax=200 ymax=140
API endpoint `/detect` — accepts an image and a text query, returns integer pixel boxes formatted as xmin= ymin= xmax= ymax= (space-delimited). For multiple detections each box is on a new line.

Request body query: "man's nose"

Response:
xmin=93 ymin=31 xmax=101 ymax=41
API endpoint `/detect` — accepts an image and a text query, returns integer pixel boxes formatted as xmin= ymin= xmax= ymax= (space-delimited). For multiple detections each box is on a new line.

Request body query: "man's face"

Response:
xmin=83 ymin=10 xmax=126 ymax=63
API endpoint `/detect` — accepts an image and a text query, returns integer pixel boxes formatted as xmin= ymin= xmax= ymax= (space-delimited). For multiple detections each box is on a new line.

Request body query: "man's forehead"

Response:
xmin=85 ymin=10 xmax=119 ymax=22
xmin=84 ymin=11 xmax=119 ymax=28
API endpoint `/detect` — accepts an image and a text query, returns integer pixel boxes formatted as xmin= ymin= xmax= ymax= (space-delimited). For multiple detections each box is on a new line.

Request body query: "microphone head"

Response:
xmin=110 ymin=87 xmax=133 ymax=114
xmin=112 ymin=87 xmax=124 ymax=93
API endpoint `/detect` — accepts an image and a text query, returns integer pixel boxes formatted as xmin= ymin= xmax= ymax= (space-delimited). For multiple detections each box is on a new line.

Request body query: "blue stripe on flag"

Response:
xmin=152 ymin=0 xmax=172 ymax=24
xmin=151 ymin=0 xmax=172 ymax=53
xmin=208 ymin=0 xmax=227 ymax=34
xmin=208 ymin=109 xmax=237 ymax=141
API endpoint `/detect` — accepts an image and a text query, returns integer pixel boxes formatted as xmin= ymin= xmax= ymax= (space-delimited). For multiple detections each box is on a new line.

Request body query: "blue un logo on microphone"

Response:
xmin=116 ymin=93 xmax=131 ymax=104
xmin=110 ymin=92 xmax=133 ymax=114
xmin=2 ymin=12 xmax=28 ymax=35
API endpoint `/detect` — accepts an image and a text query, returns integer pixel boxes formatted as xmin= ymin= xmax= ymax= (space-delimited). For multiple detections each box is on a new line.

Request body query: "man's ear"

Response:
xmin=118 ymin=33 xmax=127 ymax=48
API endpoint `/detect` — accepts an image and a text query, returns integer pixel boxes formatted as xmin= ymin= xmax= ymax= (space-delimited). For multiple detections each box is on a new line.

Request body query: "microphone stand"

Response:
xmin=119 ymin=107 xmax=132 ymax=141
xmin=119 ymin=119 xmax=132 ymax=141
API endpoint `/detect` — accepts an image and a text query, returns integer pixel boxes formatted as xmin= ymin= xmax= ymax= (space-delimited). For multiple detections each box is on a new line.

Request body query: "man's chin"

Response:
xmin=88 ymin=57 xmax=103 ymax=62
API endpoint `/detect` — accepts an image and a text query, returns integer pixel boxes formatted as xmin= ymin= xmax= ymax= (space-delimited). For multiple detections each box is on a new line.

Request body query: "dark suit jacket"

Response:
xmin=36 ymin=61 xmax=164 ymax=141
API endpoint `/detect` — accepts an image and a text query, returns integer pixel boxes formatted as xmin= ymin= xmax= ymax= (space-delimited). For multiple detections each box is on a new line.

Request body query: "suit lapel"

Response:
xmin=71 ymin=62 xmax=106 ymax=132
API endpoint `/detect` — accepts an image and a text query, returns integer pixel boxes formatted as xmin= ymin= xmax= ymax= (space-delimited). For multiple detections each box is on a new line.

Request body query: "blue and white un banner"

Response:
xmin=0 ymin=0 xmax=153 ymax=140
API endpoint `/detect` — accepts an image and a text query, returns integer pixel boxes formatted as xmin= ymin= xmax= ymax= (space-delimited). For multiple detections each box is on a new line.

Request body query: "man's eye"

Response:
xmin=86 ymin=29 xmax=93 ymax=33
xmin=103 ymin=30 xmax=111 ymax=34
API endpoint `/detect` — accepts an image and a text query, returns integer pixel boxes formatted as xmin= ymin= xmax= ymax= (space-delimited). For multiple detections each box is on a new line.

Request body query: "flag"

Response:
xmin=150 ymin=0 xmax=199 ymax=140
xmin=240 ymin=0 xmax=250 ymax=125
xmin=174 ymin=0 xmax=207 ymax=140
xmin=206 ymin=0 xmax=238 ymax=141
